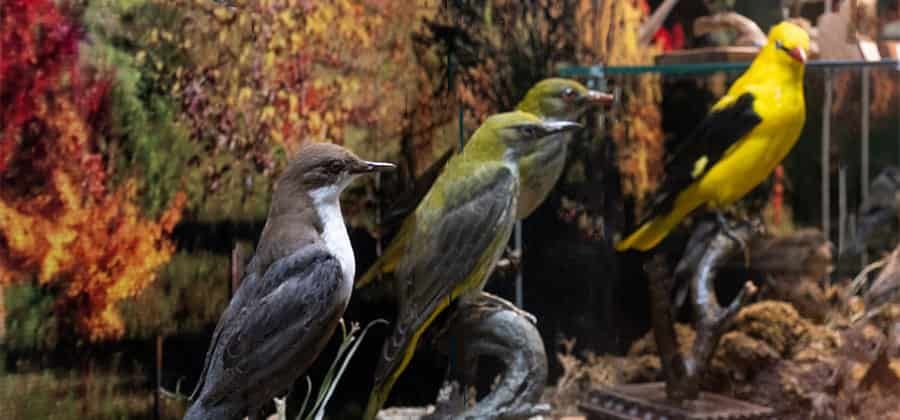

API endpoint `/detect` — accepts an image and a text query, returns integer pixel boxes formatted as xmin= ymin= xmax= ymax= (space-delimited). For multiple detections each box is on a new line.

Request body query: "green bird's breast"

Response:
xmin=517 ymin=133 xmax=570 ymax=219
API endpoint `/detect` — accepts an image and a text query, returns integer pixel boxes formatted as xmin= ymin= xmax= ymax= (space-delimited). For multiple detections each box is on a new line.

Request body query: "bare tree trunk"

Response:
xmin=155 ymin=335 xmax=164 ymax=420
xmin=644 ymin=255 xmax=695 ymax=401
xmin=0 ymin=285 xmax=5 ymax=344
xmin=231 ymin=242 xmax=248 ymax=295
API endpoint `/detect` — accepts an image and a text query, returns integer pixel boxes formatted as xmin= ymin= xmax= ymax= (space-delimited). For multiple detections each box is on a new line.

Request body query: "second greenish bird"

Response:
xmin=356 ymin=78 xmax=612 ymax=289
xmin=363 ymin=111 xmax=583 ymax=419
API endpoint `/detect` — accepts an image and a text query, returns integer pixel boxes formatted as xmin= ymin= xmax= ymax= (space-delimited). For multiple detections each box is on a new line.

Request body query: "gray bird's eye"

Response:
xmin=326 ymin=160 xmax=344 ymax=173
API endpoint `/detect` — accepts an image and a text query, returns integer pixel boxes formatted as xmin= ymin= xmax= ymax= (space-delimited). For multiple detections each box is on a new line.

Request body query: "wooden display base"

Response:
xmin=580 ymin=383 xmax=774 ymax=420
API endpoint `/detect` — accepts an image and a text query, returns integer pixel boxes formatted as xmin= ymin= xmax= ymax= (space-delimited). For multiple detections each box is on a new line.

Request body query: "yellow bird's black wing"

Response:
xmin=638 ymin=92 xmax=762 ymax=225
xmin=370 ymin=161 xmax=517 ymax=408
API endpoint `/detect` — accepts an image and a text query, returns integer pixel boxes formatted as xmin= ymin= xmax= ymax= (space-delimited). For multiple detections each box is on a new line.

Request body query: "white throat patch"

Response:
xmin=309 ymin=182 xmax=355 ymax=282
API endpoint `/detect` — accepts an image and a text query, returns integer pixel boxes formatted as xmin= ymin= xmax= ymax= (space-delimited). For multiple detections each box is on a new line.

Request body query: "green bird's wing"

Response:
xmin=638 ymin=92 xmax=761 ymax=225
xmin=355 ymin=149 xmax=457 ymax=290
xmin=368 ymin=160 xmax=518 ymax=414
xmin=354 ymin=216 xmax=414 ymax=289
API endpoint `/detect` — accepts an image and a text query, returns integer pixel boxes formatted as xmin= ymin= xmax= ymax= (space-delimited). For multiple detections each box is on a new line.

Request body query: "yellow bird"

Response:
xmin=615 ymin=21 xmax=809 ymax=252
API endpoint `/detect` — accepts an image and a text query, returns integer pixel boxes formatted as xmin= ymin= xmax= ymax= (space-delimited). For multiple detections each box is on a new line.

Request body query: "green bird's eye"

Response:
xmin=519 ymin=125 xmax=538 ymax=138
xmin=561 ymin=87 xmax=577 ymax=101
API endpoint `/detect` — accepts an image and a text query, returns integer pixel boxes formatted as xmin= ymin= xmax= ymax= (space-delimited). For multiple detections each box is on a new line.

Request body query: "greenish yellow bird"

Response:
xmin=616 ymin=21 xmax=809 ymax=252
xmin=515 ymin=78 xmax=613 ymax=218
xmin=363 ymin=112 xmax=582 ymax=419
xmin=356 ymin=78 xmax=610 ymax=289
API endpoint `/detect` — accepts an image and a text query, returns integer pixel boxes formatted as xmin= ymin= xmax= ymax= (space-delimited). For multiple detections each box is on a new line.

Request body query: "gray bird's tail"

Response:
xmin=184 ymin=399 xmax=242 ymax=420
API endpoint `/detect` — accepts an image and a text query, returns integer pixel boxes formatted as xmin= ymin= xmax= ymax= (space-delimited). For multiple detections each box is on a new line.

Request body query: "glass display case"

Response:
xmin=2 ymin=1 xmax=899 ymax=419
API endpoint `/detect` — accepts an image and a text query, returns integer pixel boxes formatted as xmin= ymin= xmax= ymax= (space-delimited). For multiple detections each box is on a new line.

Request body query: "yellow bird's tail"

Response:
xmin=615 ymin=185 xmax=704 ymax=252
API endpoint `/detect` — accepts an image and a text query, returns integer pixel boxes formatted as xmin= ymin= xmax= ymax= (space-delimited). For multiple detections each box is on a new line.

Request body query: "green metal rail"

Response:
xmin=559 ymin=59 xmax=900 ymax=77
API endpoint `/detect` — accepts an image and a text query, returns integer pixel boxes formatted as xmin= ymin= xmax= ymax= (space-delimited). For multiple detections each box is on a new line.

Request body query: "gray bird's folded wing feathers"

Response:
xmin=201 ymin=248 xmax=343 ymax=405
xmin=375 ymin=162 xmax=518 ymax=384
xmin=190 ymin=260 xmax=262 ymax=401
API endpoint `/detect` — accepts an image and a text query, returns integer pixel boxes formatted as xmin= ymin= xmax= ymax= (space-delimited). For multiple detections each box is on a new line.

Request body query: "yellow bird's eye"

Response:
xmin=775 ymin=40 xmax=792 ymax=54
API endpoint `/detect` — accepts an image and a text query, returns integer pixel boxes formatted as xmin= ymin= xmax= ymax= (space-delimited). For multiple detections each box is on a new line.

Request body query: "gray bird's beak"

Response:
xmin=352 ymin=160 xmax=396 ymax=174
xmin=585 ymin=90 xmax=614 ymax=106
xmin=541 ymin=120 xmax=583 ymax=136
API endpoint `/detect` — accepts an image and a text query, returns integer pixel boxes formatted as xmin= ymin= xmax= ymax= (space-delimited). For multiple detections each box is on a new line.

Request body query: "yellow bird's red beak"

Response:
xmin=788 ymin=46 xmax=807 ymax=64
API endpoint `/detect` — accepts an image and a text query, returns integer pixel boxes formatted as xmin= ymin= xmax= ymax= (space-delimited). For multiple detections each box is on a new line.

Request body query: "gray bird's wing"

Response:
xmin=190 ymin=255 xmax=264 ymax=401
xmin=852 ymin=167 xmax=900 ymax=254
xmin=199 ymin=247 xmax=345 ymax=407
xmin=374 ymin=160 xmax=518 ymax=386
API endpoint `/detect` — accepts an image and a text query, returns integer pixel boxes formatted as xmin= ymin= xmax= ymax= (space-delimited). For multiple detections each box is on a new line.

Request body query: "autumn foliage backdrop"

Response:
xmin=0 ymin=0 xmax=444 ymax=343
xmin=1 ymin=0 xmax=663 ymax=346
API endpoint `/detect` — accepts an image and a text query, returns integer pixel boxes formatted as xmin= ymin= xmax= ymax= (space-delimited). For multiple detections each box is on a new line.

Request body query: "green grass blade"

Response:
xmin=294 ymin=376 xmax=312 ymax=420
xmin=306 ymin=318 xmax=388 ymax=420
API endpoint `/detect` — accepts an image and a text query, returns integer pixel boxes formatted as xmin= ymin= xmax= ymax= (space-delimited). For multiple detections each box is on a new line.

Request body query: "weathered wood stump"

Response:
xmin=379 ymin=292 xmax=549 ymax=420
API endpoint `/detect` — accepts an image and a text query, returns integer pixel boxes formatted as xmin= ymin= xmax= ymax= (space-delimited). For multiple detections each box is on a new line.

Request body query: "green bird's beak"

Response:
xmin=585 ymin=90 xmax=614 ymax=106
xmin=351 ymin=160 xmax=397 ymax=174
xmin=539 ymin=120 xmax=583 ymax=136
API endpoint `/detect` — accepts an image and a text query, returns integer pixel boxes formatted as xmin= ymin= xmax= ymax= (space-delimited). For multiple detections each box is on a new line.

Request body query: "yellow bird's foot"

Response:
xmin=715 ymin=211 xmax=751 ymax=267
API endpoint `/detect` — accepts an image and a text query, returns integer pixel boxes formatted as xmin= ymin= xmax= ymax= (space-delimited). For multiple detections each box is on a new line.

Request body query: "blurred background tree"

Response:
xmin=0 ymin=0 xmax=185 ymax=342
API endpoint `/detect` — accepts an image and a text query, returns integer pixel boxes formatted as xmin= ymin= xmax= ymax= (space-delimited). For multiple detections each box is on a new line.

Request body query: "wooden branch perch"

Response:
xmin=645 ymin=219 xmax=758 ymax=403
xmin=686 ymin=222 xmax=757 ymax=380
xmin=639 ymin=0 xmax=681 ymax=46
xmin=428 ymin=293 xmax=549 ymax=420
xmin=693 ymin=12 xmax=767 ymax=47
xmin=864 ymin=246 xmax=900 ymax=313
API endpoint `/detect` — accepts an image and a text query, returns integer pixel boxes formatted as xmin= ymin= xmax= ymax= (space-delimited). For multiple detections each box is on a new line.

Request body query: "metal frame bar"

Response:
xmin=839 ymin=165 xmax=846 ymax=253
xmin=559 ymin=60 xmax=900 ymax=77
xmin=822 ymin=68 xmax=832 ymax=241
xmin=861 ymin=66 xmax=871 ymax=264
xmin=514 ymin=221 xmax=524 ymax=307
xmin=861 ymin=67 xmax=870 ymax=205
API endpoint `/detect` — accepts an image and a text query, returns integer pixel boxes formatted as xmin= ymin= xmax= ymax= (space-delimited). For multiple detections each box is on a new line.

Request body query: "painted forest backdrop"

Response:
xmin=1 ymin=1 xmax=661 ymax=344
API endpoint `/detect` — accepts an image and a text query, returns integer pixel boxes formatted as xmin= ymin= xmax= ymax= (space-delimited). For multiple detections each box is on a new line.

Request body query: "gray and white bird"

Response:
xmin=185 ymin=142 xmax=395 ymax=420
xmin=851 ymin=166 xmax=900 ymax=256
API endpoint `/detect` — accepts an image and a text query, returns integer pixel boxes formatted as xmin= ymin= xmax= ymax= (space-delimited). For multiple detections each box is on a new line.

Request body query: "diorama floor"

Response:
xmin=547 ymin=297 xmax=900 ymax=420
